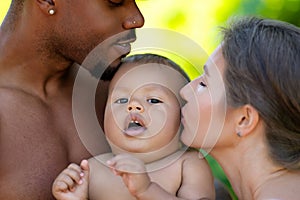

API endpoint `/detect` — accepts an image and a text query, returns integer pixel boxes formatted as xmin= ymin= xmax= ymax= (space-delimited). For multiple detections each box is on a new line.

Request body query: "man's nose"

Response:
xmin=122 ymin=5 xmax=145 ymax=29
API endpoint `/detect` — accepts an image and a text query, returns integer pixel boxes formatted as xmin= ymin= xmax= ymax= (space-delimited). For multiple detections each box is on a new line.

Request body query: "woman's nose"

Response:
xmin=180 ymin=81 xmax=194 ymax=102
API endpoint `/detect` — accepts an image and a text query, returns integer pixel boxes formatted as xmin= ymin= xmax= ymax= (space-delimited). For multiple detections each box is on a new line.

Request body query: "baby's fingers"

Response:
xmin=53 ymin=179 xmax=70 ymax=192
xmin=52 ymin=172 xmax=78 ymax=195
xmin=64 ymin=163 xmax=85 ymax=184
xmin=53 ymin=164 xmax=84 ymax=191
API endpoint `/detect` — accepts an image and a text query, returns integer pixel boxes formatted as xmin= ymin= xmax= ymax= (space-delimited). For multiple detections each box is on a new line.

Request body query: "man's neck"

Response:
xmin=0 ymin=31 xmax=75 ymax=100
xmin=0 ymin=12 xmax=77 ymax=99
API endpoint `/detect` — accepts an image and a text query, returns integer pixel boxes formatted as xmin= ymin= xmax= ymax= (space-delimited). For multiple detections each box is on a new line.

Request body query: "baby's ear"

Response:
xmin=235 ymin=104 xmax=259 ymax=137
xmin=36 ymin=0 xmax=56 ymax=15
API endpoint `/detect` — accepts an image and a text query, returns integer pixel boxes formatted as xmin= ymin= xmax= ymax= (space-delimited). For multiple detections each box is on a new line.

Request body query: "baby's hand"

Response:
xmin=107 ymin=154 xmax=151 ymax=197
xmin=52 ymin=160 xmax=89 ymax=200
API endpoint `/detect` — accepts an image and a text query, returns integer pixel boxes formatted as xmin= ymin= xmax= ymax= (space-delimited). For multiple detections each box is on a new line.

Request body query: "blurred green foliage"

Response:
xmin=1 ymin=0 xmax=299 ymax=77
xmin=136 ymin=0 xmax=300 ymax=78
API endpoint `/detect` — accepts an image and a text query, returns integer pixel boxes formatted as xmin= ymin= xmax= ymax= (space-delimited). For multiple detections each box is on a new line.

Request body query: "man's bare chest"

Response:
xmin=0 ymin=88 xmax=92 ymax=161
xmin=0 ymin=92 xmax=90 ymax=199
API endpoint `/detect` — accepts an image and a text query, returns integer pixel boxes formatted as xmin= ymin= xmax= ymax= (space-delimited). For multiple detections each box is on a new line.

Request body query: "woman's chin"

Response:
xmin=180 ymin=131 xmax=196 ymax=148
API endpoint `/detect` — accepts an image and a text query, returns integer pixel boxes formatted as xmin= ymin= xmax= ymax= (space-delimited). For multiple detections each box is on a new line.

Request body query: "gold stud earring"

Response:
xmin=48 ymin=9 xmax=55 ymax=15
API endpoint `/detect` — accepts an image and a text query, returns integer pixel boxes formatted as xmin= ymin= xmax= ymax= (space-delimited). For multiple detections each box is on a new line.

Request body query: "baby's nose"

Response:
xmin=127 ymin=101 xmax=144 ymax=112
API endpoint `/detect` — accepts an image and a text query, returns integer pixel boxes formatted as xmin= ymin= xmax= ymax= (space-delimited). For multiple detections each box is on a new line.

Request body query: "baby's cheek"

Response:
xmin=147 ymin=107 xmax=167 ymax=137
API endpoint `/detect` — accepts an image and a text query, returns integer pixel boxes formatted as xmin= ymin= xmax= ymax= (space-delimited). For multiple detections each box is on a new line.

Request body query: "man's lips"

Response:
xmin=111 ymin=29 xmax=136 ymax=57
xmin=117 ymin=37 xmax=136 ymax=46
xmin=113 ymin=38 xmax=136 ymax=57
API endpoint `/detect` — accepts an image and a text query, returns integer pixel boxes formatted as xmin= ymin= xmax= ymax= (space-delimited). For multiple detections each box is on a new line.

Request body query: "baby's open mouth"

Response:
xmin=123 ymin=120 xmax=146 ymax=136
xmin=128 ymin=120 xmax=142 ymax=128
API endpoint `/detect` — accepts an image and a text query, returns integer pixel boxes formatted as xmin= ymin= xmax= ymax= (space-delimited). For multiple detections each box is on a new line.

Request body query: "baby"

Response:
xmin=52 ymin=53 xmax=215 ymax=200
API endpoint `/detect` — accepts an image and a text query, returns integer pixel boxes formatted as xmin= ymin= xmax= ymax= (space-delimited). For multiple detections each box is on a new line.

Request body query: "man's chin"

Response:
xmin=109 ymin=57 xmax=123 ymax=69
xmin=88 ymin=55 xmax=124 ymax=80
xmin=100 ymin=64 xmax=121 ymax=81
xmin=99 ymin=57 xmax=124 ymax=81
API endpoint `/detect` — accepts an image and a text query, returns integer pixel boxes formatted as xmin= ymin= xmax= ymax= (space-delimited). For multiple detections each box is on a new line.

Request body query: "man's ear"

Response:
xmin=235 ymin=104 xmax=259 ymax=137
xmin=36 ymin=0 xmax=56 ymax=15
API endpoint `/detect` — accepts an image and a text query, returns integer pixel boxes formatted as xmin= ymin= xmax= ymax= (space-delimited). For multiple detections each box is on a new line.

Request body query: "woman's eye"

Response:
xmin=199 ymin=81 xmax=207 ymax=87
xmin=147 ymin=98 xmax=163 ymax=104
xmin=114 ymin=98 xmax=128 ymax=104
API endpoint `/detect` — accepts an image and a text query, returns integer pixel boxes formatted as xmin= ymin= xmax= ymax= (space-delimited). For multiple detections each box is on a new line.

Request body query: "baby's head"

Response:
xmin=104 ymin=53 xmax=189 ymax=159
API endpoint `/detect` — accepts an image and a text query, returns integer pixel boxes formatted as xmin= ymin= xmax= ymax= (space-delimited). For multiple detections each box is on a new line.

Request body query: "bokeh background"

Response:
xmin=1 ymin=0 xmax=300 ymax=199
xmin=2 ymin=0 xmax=300 ymax=78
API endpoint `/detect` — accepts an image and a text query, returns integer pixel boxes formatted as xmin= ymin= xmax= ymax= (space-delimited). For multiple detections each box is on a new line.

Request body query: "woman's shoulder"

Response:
xmin=256 ymin=170 xmax=300 ymax=200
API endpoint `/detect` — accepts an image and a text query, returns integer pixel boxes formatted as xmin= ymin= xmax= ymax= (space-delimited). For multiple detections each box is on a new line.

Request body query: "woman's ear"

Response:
xmin=235 ymin=104 xmax=259 ymax=137
xmin=36 ymin=0 xmax=56 ymax=15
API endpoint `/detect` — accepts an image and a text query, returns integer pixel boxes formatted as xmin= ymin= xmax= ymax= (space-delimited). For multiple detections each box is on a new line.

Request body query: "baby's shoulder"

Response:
xmin=179 ymin=149 xmax=211 ymax=169
xmin=179 ymin=149 xmax=203 ymax=160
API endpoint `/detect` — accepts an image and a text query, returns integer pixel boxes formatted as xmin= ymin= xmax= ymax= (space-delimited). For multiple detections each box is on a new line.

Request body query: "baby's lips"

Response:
xmin=123 ymin=124 xmax=146 ymax=137
xmin=125 ymin=113 xmax=145 ymax=127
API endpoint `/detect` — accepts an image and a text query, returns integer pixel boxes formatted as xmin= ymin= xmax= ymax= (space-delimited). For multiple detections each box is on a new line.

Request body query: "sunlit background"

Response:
xmin=1 ymin=0 xmax=300 ymax=199
xmin=2 ymin=0 xmax=300 ymax=78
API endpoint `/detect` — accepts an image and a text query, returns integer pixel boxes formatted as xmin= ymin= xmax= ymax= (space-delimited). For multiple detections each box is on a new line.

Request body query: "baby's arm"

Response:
xmin=52 ymin=160 xmax=89 ymax=200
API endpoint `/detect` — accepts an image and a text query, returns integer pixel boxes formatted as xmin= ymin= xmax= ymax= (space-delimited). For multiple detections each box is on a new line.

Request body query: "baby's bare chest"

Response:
xmin=89 ymin=158 xmax=183 ymax=200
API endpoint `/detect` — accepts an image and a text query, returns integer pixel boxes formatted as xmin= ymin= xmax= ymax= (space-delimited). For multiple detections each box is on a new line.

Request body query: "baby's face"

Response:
xmin=104 ymin=62 xmax=187 ymax=154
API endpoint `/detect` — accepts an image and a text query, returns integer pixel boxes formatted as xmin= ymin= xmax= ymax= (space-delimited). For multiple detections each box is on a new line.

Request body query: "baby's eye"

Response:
xmin=114 ymin=98 xmax=128 ymax=104
xmin=147 ymin=98 xmax=163 ymax=104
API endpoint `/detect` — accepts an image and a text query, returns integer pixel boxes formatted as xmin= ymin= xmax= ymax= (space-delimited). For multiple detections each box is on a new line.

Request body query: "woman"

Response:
xmin=180 ymin=17 xmax=300 ymax=199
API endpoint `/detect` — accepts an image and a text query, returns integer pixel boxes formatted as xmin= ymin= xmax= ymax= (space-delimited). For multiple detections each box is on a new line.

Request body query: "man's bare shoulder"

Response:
xmin=0 ymin=86 xmax=44 ymax=104
xmin=0 ymin=86 xmax=51 ymax=129
xmin=0 ymin=87 xmax=68 ymax=199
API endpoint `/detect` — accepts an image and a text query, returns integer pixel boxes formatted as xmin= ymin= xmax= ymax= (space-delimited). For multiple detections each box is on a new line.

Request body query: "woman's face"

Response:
xmin=180 ymin=46 xmax=234 ymax=151
xmin=104 ymin=62 xmax=187 ymax=153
